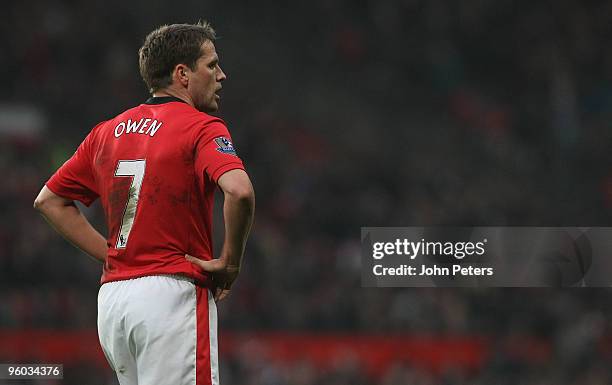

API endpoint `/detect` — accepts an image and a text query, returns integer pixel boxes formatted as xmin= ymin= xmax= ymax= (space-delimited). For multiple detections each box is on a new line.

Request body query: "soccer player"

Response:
xmin=33 ymin=22 xmax=255 ymax=385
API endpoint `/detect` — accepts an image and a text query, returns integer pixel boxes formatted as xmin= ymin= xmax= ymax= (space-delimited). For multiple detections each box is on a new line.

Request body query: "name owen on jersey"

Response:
xmin=114 ymin=118 xmax=163 ymax=138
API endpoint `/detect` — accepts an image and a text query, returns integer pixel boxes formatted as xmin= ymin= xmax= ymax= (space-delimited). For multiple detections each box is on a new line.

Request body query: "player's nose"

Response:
xmin=218 ymin=66 xmax=227 ymax=82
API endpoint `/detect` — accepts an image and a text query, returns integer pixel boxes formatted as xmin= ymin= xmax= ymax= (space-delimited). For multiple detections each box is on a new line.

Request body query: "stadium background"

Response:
xmin=2 ymin=0 xmax=612 ymax=384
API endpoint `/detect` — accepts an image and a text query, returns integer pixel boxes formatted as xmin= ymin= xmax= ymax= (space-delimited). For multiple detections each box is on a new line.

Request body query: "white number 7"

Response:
xmin=114 ymin=159 xmax=146 ymax=249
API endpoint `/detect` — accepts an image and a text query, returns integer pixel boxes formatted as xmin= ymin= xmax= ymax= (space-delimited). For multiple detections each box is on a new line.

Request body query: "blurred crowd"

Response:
xmin=3 ymin=0 xmax=612 ymax=384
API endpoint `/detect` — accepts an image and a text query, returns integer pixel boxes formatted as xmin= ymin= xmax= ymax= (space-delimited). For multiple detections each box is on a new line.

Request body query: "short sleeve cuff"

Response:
xmin=45 ymin=180 xmax=97 ymax=207
xmin=209 ymin=162 xmax=245 ymax=184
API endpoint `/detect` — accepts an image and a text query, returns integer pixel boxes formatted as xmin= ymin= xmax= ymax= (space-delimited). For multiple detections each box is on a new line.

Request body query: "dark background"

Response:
xmin=2 ymin=0 xmax=612 ymax=384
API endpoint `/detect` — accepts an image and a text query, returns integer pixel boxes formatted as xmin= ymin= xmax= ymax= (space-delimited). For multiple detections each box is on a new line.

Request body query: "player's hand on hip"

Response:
xmin=185 ymin=254 xmax=228 ymax=272
xmin=185 ymin=254 xmax=239 ymax=302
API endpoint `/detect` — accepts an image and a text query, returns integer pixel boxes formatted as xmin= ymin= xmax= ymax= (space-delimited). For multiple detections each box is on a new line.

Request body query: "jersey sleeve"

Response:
xmin=46 ymin=126 xmax=100 ymax=206
xmin=194 ymin=119 xmax=245 ymax=184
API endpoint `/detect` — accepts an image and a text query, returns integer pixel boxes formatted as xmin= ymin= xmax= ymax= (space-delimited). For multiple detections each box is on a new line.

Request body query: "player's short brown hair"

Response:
xmin=139 ymin=21 xmax=216 ymax=93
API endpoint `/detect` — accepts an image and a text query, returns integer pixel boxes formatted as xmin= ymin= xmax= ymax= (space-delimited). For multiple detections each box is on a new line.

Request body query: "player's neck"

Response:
xmin=152 ymin=88 xmax=193 ymax=107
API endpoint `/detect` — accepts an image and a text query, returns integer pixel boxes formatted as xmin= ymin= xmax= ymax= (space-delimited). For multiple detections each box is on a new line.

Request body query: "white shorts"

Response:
xmin=97 ymin=275 xmax=219 ymax=385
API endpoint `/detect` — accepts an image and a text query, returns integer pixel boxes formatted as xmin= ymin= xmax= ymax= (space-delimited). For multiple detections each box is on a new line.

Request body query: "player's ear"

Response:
xmin=174 ymin=64 xmax=190 ymax=87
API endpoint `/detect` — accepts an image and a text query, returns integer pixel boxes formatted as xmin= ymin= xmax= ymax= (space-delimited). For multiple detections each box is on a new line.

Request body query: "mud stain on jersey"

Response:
xmin=169 ymin=191 xmax=188 ymax=207
xmin=182 ymin=148 xmax=194 ymax=166
xmin=108 ymin=178 xmax=131 ymax=227
xmin=145 ymin=175 xmax=162 ymax=205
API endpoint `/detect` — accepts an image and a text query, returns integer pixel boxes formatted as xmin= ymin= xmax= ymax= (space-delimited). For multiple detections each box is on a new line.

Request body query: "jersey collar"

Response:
xmin=144 ymin=96 xmax=188 ymax=105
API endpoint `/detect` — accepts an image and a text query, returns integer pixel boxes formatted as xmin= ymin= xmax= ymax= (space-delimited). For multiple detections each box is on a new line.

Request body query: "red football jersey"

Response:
xmin=46 ymin=96 xmax=245 ymax=285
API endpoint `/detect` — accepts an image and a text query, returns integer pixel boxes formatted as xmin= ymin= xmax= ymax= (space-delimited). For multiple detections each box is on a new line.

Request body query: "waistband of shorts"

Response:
xmin=158 ymin=274 xmax=195 ymax=283
xmin=101 ymin=273 xmax=195 ymax=285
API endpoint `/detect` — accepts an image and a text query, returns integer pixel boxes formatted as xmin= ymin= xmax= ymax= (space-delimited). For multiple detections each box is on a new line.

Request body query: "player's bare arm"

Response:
xmin=186 ymin=168 xmax=255 ymax=301
xmin=34 ymin=186 xmax=108 ymax=263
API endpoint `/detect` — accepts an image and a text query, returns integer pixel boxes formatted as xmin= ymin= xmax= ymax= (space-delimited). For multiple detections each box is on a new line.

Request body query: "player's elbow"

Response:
xmin=33 ymin=195 xmax=57 ymax=214
xmin=34 ymin=186 xmax=69 ymax=213
xmin=218 ymin=169 xmax=255 ymax=209
xmin=225 ymin=183 xmax=255 ymax=210
xmin=229 ymin=184 xmax=255 ymax=206
xmin=33 ymin=195 xmax=47 ymax=211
